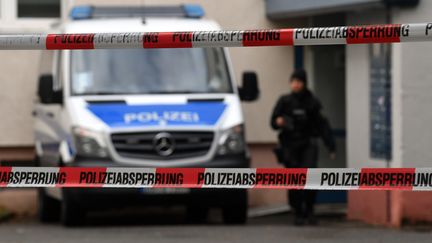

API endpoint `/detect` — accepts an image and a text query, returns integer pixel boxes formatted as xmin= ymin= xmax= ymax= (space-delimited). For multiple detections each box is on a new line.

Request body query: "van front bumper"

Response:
xmin=63 ymin=153 xmax=249 ymax=209
xmin=69 ymin=153 xmax=250 ymax=168
xmin=63 ymin=187 xmax=247 ymax=210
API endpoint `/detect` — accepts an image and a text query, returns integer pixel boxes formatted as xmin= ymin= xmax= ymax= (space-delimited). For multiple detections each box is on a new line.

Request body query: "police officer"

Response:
xmin=270 ymin=69 xmax=336 ymax=226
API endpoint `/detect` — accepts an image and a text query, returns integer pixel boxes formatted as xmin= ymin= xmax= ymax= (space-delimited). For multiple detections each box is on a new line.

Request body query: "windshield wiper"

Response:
xmin=146 ymin=91 xmax=214 ymax=94
xmin=78 ymin=91 xmax=225 ymax=95
xmin=78 ymin=92 xmax=130 ymax=96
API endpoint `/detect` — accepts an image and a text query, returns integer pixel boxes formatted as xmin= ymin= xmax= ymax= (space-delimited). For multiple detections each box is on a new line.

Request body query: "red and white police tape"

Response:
xmin=0 ymin=22 xmax=432 ymax=49
xmin=1 ymin=167 xmax=432 ymax=190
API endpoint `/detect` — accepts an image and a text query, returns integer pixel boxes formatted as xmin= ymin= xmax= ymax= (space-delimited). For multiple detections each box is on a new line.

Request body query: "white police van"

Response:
xmin=34 ymin=5 xmax=259 ymax=226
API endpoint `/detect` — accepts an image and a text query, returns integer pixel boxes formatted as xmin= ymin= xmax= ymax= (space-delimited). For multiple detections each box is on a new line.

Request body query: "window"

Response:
xmin=70 ymin=48 xmax=233 ymax=96
xmin=369 ymin=44 xmax=392 ymax=160
xmin=17 ymin=0 xmax=60 ymax=18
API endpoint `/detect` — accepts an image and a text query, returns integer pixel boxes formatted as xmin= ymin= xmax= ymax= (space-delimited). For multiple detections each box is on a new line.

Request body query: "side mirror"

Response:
xmin=37 ymin=74 xmax=63 ymax=104
xmin=239 ymin=71 xmax=259 ymax=102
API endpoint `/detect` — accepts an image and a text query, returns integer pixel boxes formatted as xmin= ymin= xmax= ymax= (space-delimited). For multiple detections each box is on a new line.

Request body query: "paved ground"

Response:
xmin=1 ymin=207 xmax=432 ymax=243
xmin=0 ymin=189 xmax=432 ymax=242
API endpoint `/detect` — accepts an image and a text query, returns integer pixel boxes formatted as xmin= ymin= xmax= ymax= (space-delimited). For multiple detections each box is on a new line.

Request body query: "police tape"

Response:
xmin=0 ymin=23 xmax=431 ymax=50
xmin=1 ymin=167 xmax=432 ymax=190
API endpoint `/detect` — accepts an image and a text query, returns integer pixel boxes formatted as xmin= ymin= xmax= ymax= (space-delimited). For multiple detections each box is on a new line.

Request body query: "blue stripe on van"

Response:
xmin=87 ymin=103 xmax=226 ymax=128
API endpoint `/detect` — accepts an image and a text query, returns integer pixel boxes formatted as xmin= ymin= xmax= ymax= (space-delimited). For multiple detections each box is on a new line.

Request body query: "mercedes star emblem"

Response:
xmin=153 ymin=132 xmax=175 ymax=156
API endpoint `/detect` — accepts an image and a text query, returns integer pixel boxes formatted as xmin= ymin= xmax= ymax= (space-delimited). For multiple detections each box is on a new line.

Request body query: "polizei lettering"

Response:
xmin=79 ymin=172 xmax=183 ymax=185
xmin=194 ymin=31 xmax=242 ymax=42
xmin=295 ymin=25 xmax=409 ymax=40
xmin=320 ymin=172 xmax=432 ymax=187
xmin=52 ymin=34 xmax=94 ymax=44
xmin=197 ymin=172 xmax=306 ymax=186
xmin=172 ymin=31 xmax=243 ymax=42
xmin=94 ymin=33 xmax=144 ymax=44
xmin=171 ymin=30 xmax=281 ymax=43
xmin=124 ymin=111 xmax=200 ymax=124
xmin=295 ymin=27 xmax=348 ymax=39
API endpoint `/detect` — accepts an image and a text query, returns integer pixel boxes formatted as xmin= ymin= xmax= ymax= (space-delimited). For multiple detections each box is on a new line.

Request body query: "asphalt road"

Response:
xmin=1 ymin=208 xmax=432 ymax=243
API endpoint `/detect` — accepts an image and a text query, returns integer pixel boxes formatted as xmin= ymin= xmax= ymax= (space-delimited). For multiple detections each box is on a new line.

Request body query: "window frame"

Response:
xmin=16 ymin=0 xmax=61 ymax=19
xmin=0 ymin=0 xmax=65 ymax=31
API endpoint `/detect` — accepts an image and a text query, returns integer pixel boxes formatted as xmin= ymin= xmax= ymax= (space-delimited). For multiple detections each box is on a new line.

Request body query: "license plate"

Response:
xmin=140 ymin=188 xmax=191 ymax=195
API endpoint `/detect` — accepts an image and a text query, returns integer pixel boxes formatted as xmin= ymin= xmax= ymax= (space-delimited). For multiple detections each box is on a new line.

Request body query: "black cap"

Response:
xmin=290 ymin=69 xmax=307 ymax=85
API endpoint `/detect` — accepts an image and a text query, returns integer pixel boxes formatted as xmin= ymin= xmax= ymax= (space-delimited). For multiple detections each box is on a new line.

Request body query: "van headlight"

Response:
xmin=73 ymin=127 xmax=109 ymax=158
xmin=217 ymin=125 xmax=246 ymax=155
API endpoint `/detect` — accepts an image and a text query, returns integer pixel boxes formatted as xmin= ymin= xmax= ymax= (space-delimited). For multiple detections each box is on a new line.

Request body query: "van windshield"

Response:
xmin=70 ymin=48 xmax=233 ymax=95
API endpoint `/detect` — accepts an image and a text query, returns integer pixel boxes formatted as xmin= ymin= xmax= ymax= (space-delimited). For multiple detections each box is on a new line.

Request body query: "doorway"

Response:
xmin=312 ymin=45 xmax=347 ymax=203
xmin=308 ymin=14 xmax=347 ymax=204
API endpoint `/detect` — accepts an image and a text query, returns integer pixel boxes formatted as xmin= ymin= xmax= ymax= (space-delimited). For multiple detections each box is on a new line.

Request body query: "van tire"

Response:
xmin=186 ymin=206 xmax=209 ymax=223
xmin=222 ymin=191 xmax=248 ymax=224
xmin=38 ymin=188 xmax=60 ymax=223
xmin=61 ymin=193 xmax=86 ymax=226
xmin=222 ymin=204 xmax=247 ymax=224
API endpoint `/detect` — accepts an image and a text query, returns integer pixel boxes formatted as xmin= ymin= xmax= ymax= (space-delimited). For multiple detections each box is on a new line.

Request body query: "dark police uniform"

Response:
xmin=270 ymin=89 xmax=336 ymax=221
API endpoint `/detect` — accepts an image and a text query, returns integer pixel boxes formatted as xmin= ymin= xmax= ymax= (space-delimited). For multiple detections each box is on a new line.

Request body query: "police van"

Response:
xmin=34 ymin=5 xmax=259 ymax=226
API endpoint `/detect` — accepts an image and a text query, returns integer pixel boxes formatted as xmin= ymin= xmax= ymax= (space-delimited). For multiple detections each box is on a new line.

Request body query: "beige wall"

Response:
xmin=0 ymin=51 xmax=40 ymax=146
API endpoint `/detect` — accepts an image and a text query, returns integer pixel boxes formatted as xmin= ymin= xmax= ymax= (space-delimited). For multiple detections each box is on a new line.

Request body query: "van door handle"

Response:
xmin=46 ymin=112 xmax=54 ymax=118
xmin=32 ymin=110 xmax=37 ymax=117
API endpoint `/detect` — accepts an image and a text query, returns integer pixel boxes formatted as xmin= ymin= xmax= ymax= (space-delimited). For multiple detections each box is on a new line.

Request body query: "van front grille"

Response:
xmin=111 ymin=131 xmax=214 ymax=160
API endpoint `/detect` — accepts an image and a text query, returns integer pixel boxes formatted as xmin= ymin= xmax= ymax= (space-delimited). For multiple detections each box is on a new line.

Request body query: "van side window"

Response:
xmin=39 ymin=50 xmax=62 ymax=89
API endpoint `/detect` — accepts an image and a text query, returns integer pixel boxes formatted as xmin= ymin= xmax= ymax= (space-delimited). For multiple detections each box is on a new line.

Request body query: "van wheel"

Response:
xmin=186 ymin=206 xmax=209 ymax=223
xmin=222 ymin=191 xmax=248 ymax=224
xmin=222 ymin=204 xmax=247 ymax=224
xmin=38 ymin=188 xmax=60 ymax=223
xmin=61 ymin=194 xmax=86 ymax=226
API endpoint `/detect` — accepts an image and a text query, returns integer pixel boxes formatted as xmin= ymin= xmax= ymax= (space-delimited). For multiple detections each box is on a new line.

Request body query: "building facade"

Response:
xmin=0 ymin=0 xmax=431 ymax=226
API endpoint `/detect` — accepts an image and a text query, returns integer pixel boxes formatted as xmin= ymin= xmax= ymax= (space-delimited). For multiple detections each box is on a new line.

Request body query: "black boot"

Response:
xmin=305 ymin=211 xmax=318 ymax=226
xmin=294 ymin=210 xmax=306 ymax=226
xmin=293 ymin=213 xmax=305 ymax=226
xmin=305 ymin=190 xmax=318 ymax=225
xmin=289 ymin=190 xmax=305 ymax=226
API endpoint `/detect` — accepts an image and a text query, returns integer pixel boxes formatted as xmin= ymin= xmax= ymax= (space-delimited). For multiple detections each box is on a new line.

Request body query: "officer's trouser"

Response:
xmin=283 ymin=140 xmax=318 ymax=217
